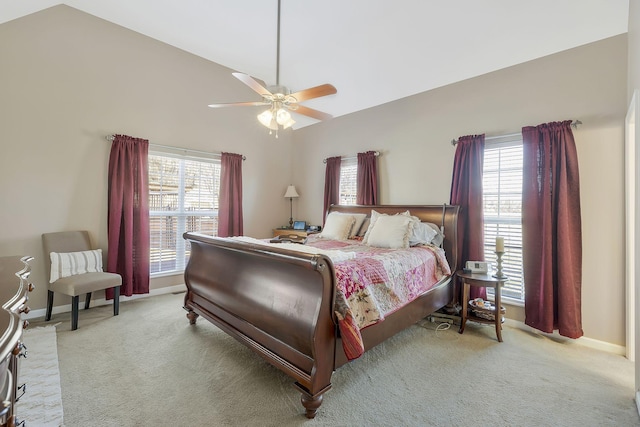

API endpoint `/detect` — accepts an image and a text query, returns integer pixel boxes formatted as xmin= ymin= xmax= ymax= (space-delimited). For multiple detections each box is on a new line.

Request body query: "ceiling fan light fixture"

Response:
xmin=257 ymin=109 xmax=275 ymax=128
xmin=276 ymin=108 xmax=291 ymax=125
xmin=281 ymin=116 xmax=295 ymax=129
xmin=258 ymin=106 xmax=295 ymax=132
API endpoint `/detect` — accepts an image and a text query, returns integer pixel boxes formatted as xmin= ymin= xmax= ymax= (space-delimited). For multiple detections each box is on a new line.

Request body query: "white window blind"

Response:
xmin=148 ymin=150 xmax=220 ymax=275
xmin=483 ymin=138 xmax=525 ymax=301
xmin=339 ymin=158 xmax=357 ymax=205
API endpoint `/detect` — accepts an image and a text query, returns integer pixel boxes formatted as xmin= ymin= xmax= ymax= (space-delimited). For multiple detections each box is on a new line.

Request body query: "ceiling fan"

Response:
xmin=207 ymin=0 xmax=337 ymax=137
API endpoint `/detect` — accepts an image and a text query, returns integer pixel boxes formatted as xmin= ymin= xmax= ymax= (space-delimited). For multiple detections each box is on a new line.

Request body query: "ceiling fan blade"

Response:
xmin=208 ymin=101 xmax=270 ymax=108
xmin=251 ymin=76 xmax=268 ymax=89
xmin=232 ymin=72 xmax=272 ymax=97
xmin=289 ymin=84 xmax=337 ymax=102
xmin=291 ymin=105 xmax=333 ymax=121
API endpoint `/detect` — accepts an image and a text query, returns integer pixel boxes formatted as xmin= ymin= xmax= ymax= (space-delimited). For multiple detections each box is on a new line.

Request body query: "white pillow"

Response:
xmin=365 ymin=214 xmax=414 ymax=249
xmin=50 ymin=249 xmax=103 ymax=283
xmin=319 ymin=212 xmax=356 ymax=240
xmin=424 ymin=223 xmax=445 ymax=247
xmin=332 ymin=212 xmax=367 ymax=238
xmin=336 ymin=212 xmax=367 ymax=238
xmin=357 ymin=217 xmax=370 ymax=237
xmin=363 ymin=210 xmax=411 ymax=244
xmin=395 ymin=210 xmax=445 ymax=247
xmin=409 ymin=222 xmax=439 ymax=246
xmin=361 ymin=210 xmax=382 ymax=244
xmin=350 ymin=213 xmax=368 ymax=237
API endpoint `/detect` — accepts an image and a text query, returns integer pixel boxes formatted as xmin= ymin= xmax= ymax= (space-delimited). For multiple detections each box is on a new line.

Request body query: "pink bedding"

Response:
xmin=305 ymin=236 xmax=452 ymax=360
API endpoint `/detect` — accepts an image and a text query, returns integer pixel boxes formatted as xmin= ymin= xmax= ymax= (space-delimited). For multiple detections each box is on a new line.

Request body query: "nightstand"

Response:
xmin=457 ymin=270 xmax=507 ymax=342
xmin=273 ymin=229 xmax=308 ymax=238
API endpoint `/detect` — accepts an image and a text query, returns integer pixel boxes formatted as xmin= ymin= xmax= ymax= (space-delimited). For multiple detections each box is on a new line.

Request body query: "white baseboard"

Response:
xmin=24 ymin=284 xmax=187 ymax=320
xmin=504 ymin=318 xmax=627 ymax=356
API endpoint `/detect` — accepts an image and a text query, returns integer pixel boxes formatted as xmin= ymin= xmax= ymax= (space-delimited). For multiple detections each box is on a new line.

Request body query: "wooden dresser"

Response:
xmin=0 ymin=256 xmax=34 ymax=427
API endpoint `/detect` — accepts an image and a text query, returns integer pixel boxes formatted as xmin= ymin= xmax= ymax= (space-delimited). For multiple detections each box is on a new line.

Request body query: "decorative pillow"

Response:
xmin=49 ymin=249 xmax=103 ymax=283
xmin=329 ymin=212 xmax=367 ymax=238
xmin=365 ymin=214 xmax=414 ymax=249
xmin=345 ymin=213 xmax=368 ymax=237
xmin=409 ymin=222 xmax=439 ymax=246
xmin=424 ymin=222 xmax=445 ymax=247
xmin=357 ymin=217 xmax=370 ymax=237
xmin=363 ymin=210 xmax=412 ymax=244
xmin=319 ymin=212 xmax=356 ymax=240
xmin=361 ymin=210 xmax=382 ymax=244
xmin=397 ymin=210 xmax=445 ymax=247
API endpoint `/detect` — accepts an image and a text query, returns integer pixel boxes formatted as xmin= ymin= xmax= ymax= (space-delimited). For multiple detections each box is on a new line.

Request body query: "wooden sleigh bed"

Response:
xmin=182 ymin=204 xmax=460 ymax=418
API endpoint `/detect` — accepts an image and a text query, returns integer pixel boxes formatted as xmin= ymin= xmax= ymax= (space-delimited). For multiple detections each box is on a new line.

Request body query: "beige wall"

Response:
xmin=0 ymin=6 xmax=293 ymax=312
xmin=293 ymin=35 xmax=628 ymax=346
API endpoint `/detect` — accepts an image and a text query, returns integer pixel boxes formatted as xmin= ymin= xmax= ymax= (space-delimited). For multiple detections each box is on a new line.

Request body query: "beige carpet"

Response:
xmin=31 ymin=292 xmax=638 ymax=427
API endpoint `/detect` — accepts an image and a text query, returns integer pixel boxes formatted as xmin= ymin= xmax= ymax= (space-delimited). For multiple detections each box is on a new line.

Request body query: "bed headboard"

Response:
xmin=327 ymin=204 xmax=461 ymax=273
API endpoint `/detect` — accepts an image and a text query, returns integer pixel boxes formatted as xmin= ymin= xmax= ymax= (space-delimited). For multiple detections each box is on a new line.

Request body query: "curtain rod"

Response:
xmin=450 ymin=120 xmax=583 ymax=146
xmin=105 ymin=135 xmax=246 ymax=160
xmin=323 ymin=151 xmax=380 ymax=164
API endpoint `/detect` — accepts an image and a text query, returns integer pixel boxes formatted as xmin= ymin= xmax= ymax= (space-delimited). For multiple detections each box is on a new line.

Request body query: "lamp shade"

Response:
xmin=284 ymin=185 xmax=299 ymax=198
xmin=276 ymin=108 xmax=291 ymax=125
xmin=257 ymin=109 xmax=278 ymax=130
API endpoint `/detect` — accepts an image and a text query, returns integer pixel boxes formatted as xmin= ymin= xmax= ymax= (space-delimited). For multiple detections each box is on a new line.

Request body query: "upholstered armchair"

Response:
xmin=42 ymin=231 xmax=121 ymax=330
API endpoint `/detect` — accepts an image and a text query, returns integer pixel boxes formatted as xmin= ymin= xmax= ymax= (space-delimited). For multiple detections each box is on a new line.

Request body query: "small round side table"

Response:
xmin=457 ymin=270 xmax=508 ymax=342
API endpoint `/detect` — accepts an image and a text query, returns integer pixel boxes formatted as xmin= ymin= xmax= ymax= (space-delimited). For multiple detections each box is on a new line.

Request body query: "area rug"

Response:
xmin=17 ymin=325 xmax=64 ymax=426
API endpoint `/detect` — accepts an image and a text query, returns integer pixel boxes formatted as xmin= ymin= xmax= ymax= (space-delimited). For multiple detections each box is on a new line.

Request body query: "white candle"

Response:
xmin=496 ymin=236 xmax=504 ymax=252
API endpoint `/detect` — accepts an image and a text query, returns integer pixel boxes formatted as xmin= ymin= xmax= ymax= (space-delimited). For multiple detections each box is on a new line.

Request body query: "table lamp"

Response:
xmin=284 ymin=185 xmax=299 ymax=228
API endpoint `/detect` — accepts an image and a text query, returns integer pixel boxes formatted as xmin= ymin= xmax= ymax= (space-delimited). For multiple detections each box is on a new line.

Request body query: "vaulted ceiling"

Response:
xmin=1 ymin=0 xmax=630 ymax=128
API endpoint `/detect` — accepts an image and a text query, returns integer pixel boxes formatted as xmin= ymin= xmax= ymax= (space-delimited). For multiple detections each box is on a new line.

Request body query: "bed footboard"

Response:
xmin=182 ymin=233 xmax=337 ymax=418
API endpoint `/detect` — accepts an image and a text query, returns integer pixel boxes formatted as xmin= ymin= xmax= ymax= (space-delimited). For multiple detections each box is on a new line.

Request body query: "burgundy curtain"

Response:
xmin=323 ymin=156 xmax=341 ymax=222
xmin=356 ymin=151 xmax=378 ymax=205
xmin=450 ymin=134 xmax=486 ymax=301
xmin=218 ymin=152 xmax=244 ymax=237
xmin=107 ymin=134 xmax=150 ymax=297
xmin=522 ymin=120 xmax=582 ymax=338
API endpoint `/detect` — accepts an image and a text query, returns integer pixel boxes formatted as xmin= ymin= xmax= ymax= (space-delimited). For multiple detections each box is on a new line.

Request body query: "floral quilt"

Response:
xmin=305 ymin=236 xmax=451 ymax=360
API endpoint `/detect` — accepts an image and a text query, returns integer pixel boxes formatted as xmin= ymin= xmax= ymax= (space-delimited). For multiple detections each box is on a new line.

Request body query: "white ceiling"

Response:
xmin=1 ymin=0 xmax=630 ymax=129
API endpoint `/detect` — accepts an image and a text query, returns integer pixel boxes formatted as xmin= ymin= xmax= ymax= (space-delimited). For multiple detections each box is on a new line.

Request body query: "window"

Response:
xmin=483 ymin=137 xmax=525 ymax=301
xmin=148 ymin=150 xmax=221 ymax=275
xmin=339 ymin=158 xmax=357 ymax=205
